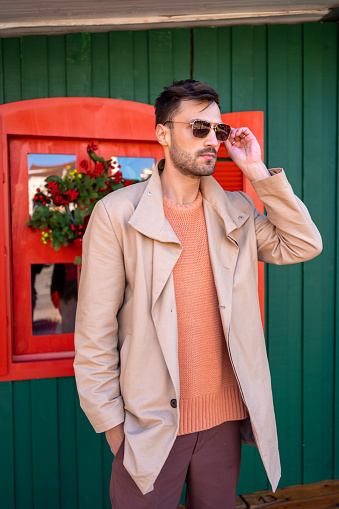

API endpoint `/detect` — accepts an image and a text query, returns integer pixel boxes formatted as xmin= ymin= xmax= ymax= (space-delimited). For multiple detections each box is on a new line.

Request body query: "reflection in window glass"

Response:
xmin=31 ymin=263 xmax=78 ymax=336
xmin=111 ymin=156 xmax=155 ymax=181
xmin=28 ymin=154 xmax=76 ymax=215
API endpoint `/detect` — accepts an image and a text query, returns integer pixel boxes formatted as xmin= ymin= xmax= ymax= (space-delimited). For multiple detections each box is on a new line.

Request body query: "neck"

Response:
xmin=160 ymin=161 xmax=200 ymax=205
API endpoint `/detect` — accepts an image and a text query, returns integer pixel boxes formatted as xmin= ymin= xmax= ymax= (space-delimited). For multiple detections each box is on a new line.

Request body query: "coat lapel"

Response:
xmin=128 ymin=159 xmax=182 ymax=309
xmin=128 ymin=162 xmax=182 ymax=393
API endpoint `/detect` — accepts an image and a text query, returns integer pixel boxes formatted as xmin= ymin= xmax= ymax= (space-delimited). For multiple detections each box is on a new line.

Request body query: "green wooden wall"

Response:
xmin=0 ymin=23 xmax=338 ymax=508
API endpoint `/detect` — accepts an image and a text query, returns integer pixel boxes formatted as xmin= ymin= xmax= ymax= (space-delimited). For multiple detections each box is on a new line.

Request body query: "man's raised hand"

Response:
xmin=224 ymin=127 xmax=270 ymax=181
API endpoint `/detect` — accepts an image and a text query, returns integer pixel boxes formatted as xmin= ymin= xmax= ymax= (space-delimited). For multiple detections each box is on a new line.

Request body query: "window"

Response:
xmin=0 ymin=98 xmax=264 ymax=381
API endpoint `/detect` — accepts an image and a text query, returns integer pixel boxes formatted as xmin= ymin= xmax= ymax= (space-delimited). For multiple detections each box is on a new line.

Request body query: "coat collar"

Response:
xmin=128 ymin=159 xmax=249 ymax=241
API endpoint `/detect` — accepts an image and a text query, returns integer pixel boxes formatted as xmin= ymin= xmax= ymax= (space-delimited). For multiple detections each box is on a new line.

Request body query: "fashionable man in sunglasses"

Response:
xmin=74 ymin=80 xmax=322 ymax=508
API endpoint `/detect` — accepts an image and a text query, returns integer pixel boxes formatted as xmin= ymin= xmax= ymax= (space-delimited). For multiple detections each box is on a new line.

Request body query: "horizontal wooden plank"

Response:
xmin=242 ymin=479 xmax=339 ymax=508
xmin=244 ymin=492 xmax=339 ymax=509
xmin=179 ymin=495 xmax=247 ymax=508
xmin=236 ymin=495 xmax=248 ymax=508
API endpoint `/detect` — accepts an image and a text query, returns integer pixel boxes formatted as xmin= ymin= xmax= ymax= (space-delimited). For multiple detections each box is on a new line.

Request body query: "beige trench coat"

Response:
xmin=74 ymin=160 xmax=322 ymax=495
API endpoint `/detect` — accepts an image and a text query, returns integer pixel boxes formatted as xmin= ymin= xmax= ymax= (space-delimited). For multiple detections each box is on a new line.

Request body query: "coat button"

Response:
xmin=238 ymin=215 xmax=243 ymax=220
xmin=170 ymin=399 xmax=177 ymax=408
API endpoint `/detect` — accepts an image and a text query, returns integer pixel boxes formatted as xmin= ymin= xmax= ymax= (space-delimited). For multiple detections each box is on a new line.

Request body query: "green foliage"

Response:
xmin=25 ymin=142 xmax=140 ymax=263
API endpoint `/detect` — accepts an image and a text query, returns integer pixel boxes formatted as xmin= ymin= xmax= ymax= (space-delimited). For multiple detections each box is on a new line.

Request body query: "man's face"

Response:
xmin=166 ymin=99 xmax=222 ymax=179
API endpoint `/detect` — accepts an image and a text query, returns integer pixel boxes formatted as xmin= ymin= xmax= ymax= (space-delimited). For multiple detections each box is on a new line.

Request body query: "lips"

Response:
xmin=200 ymin=154 xmax=215 ymax=160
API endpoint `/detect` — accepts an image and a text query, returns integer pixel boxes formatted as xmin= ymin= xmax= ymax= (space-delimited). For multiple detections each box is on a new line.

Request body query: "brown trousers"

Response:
xmin=110 ymin=420 xmax=242 ymax=509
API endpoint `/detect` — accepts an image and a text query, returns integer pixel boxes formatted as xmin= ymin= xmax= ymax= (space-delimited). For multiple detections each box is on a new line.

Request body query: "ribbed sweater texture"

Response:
xmin=163 ymin=191 xmax=248 ymax=436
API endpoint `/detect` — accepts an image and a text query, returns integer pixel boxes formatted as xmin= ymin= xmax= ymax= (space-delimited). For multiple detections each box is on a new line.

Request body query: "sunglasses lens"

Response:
xmin=215 ymin=124 xmax=231 ymax=141
xmin=192 ymin=121 xmax=231 ymax=141
xmin=192 ymin=120 xmax=211 ymax=139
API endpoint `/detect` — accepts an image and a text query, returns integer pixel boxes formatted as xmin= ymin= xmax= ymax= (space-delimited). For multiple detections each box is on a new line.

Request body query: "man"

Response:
xmin=74 ymin=80 xmax=322 ymax=509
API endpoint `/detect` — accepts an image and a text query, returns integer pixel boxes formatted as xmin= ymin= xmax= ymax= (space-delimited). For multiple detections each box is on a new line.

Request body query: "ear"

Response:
xmin=155 ymin=124 xmax=169 ymax=147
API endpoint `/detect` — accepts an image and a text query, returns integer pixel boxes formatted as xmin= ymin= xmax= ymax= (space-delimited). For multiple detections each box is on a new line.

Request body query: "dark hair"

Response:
xmin=154 ymin=79 xmax=220 ymax=127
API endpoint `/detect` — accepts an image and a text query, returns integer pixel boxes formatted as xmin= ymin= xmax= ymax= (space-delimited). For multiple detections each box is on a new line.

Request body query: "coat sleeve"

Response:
xmin=74 ymin=200 xmax=126 ymax=433
xmin=244 ymin=169 xmax=322 ymax=264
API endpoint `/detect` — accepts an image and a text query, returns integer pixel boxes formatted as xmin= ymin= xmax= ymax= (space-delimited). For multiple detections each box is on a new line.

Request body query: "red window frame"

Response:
xmin=0 ymin=98 xmax=264 ymax=381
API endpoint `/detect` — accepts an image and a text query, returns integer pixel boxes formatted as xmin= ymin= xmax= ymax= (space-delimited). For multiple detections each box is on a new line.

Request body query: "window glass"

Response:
xmin=31 ymin=263 xmax=78 ymax=336
xmin=28 ymin=154 xmax=76 ymax=215
xmin=112 ymin=156 xmax=155 ymax=180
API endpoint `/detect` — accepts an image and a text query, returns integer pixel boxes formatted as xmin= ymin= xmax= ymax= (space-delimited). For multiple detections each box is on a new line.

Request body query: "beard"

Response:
xmin=169 ymin=136 xmax=217 ymax=179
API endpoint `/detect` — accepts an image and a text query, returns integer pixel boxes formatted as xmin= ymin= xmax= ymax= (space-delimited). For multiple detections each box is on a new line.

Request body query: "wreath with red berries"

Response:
xmin=26 ymin=142 xmax=139 ymax=262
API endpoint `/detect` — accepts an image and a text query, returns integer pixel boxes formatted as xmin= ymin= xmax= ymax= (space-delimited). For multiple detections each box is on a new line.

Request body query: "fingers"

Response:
xmin=227 ymin=127 xmax=252 ymax=146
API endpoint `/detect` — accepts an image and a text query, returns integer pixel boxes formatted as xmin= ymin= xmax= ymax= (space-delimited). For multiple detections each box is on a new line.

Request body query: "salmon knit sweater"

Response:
xmin=163 ymin=191 xmax=248 ymax=435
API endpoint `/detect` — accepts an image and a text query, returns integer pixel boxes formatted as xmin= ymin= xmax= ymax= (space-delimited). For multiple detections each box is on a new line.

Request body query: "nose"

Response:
xmin=203 ymin=127 xmax=220 ymax=148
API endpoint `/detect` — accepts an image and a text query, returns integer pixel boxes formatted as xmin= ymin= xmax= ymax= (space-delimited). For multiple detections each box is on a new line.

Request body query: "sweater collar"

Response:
xmin=163 ymin=190 xmax=202 ymax=213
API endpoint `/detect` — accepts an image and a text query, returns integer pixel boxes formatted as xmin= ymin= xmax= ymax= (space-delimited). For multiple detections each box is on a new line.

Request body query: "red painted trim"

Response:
xmin=0 ymin=358 xmax=74 ymax=382
xmin=0 ymin=97 xmax=158 ymax=141
xmin=0 ymin=117 xmax=8 ymax=376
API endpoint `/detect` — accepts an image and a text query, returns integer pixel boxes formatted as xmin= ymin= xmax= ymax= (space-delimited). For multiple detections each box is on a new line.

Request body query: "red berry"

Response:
xmin=36 ymin=188 xmax=40 ymax=192
xmin=34 ymin=196 xmax=38 ymax=201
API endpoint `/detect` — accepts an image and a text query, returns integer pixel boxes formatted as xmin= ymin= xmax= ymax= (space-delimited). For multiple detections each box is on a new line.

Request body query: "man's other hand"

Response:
xmin=105 ymin=423 xmax=125 ymax=455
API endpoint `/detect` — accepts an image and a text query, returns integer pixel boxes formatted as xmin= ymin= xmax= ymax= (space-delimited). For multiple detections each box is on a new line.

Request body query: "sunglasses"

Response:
xmin=163 ymin=120 xmax=231 ymax=142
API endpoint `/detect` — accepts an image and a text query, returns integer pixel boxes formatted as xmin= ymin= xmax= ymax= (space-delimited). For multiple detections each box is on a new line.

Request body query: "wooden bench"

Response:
xmin=179 ymin=479 xmax=339 ymax=508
